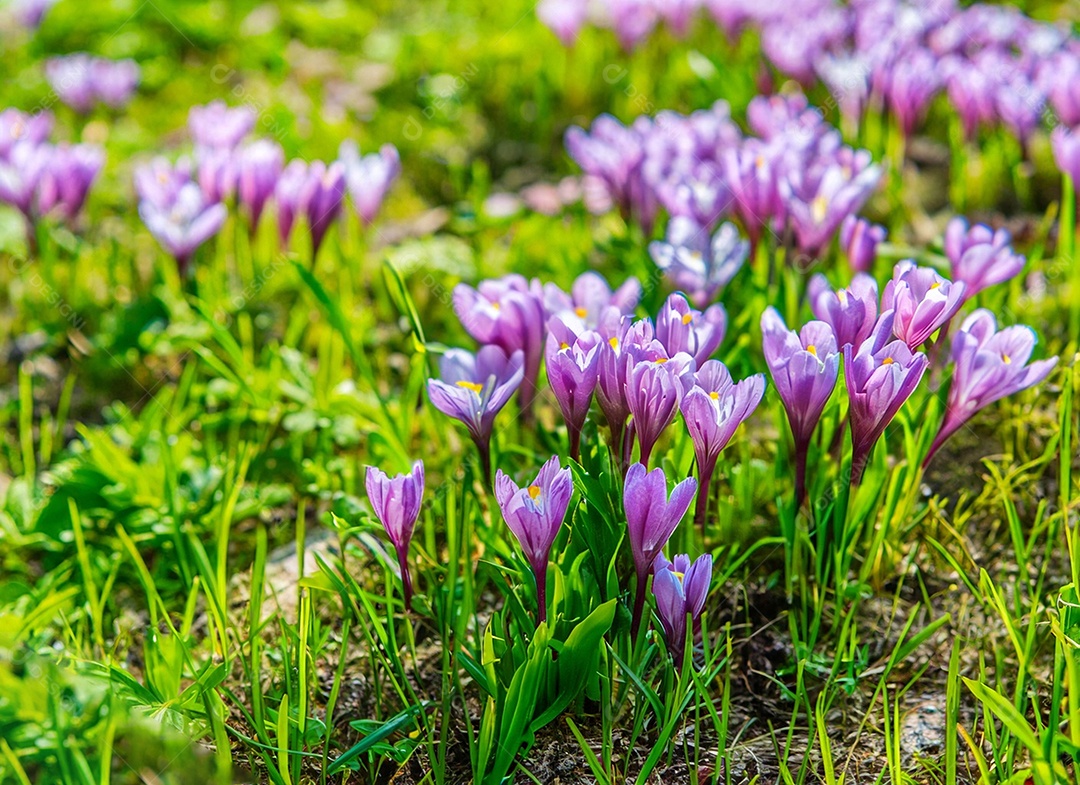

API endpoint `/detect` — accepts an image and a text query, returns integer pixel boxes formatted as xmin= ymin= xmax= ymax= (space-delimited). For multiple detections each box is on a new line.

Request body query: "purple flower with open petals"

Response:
xmin=650 ymin=218 xmax=748 ymax=307
xmin=139 ymin=181 xmax=227 ymax=275
xmin=761 ymin=306 xmax=839 ymax=507
xmin=944 ymin=218 xmax=1025 ymax=301
xmin=495 ymin=456 xmax=573 ymax=625
xmin=655 ymin=161 xmax=733 ymax=229
xmin=427 ymin=346 xmax=524 ymax=484
xmin=624 ymin=463 xmax=697 ymax=637
xmin=36 ymin=143 xmax=103 ymax=223
xmin=652 ymin=553 xmax=712 ymax=669
xmin=840 ymin=215 xmax=885 ymax=274
xmin=925 ymin=310 xmax=1057 ymax=466
xmin=44 ymin=55 xmax=97 ymax=114
xmin=0 ymin=141 xmax=49 ymax=219
xmin=596 ymin=318 xmax=653 ymax=458
xmin=807 ymin=273 xmax=878 ymax=350
xmin=188 ymin=101 xmax=256 ymax=151
xmin=339 ymin=140 xmax=400 ymax=227
xmin=546 ymin=317 xmax=602 ymax=460
xmin=844 ymin=312 xmax=929 ymax=483
xmin=134 ymin=156 xmax=191 ymax=209
xmin=626 ymin=352 xmax=695 ymax=468
xmin=365 ymin=461 xmax=424 ymax=610
xmin=543 ymin=271 xmax=640 ymax=331
xmin=453 ymin=274 xmax=546 ymax=414
xmin=236 ymin=139 xmax=283 ymax=230
xmin=655 ymin=293 xmax=726 ymax=366
xmin=882 ymin=261 xmax=965 ymax=349
xmin=722 ymin=141 xmax=783 ymax=254
xmin=883 ymin=49 xmax=942 ymax=137
xmin=91 ymin=58 xmax=140 ymax=109
xmin=0 ymin=109 xmax=52 ymax=159
xmin=681 ymin=361 xmax=764 ymax=530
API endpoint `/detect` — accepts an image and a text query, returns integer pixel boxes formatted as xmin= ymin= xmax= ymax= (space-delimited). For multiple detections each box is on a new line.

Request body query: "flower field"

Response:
xmin=1 ymin=0 xmax=1078 ymax=782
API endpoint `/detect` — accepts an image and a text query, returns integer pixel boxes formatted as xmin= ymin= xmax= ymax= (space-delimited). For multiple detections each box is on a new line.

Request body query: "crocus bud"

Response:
xmin=626 ymin=352 xmax=695 ymax=468
xmin=545 ymin=317 xmax=602 ymax=461
xmin=924 ymin=310 xmax=1056 ymax=466
xmin=339 ymin=140 xmax=400 ymax=227
xmin=624 ymin=463 xmax=697 ymax=638
xmin=807 ymin=272 xmax=878 ymax=350
xmin=365 ymin=461 xmax=424 ymax=610
xmin=944 ymin=217 xmax=1025 ymax=301
xmin=652 ymin=553 xmax=712 ymax=669
xmin=881 ymin=261 xmax=965 ymax=349
xmin=844 ymin=312 xmax=929 ymax=483
xmin=236 ymin=139 xmax=284 ymax=230
xmin=840 ymin=215 xmax=886 ymax=274
xmin=495 ymin=456 xmax=573 ymax=625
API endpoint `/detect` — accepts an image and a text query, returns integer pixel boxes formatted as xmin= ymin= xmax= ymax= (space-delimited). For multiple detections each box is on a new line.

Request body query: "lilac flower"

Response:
xmin=134 ymin=157 xmax=191 ymax=209
xmin=883 ymin=49 xmax=942 ymax=137
xmin=0 ymin=109 xmax=52 ymax=159
xmin=681 ymin=361 xmax=765 ymax=530
xmin=817 ymin=54 xmax=872 ymax=132
xmin=538 ymin=0 xmax=588 ymax=45
xmin=44 ymin=55 xmax=97 ymax=114
xmin=36 ymin=143 xmax=103 ymax=222
xmin=784 ymin=148 xmax=883 ymax=257
xmin=722 ymin=140 xmax=783 ymax=254
xmin=924 ymin=310 xmax=1057 ymax=466
xmin=1045 ymin=52 xmax=1080 ymax=127
xmin=139 ymin=182 xmax=227 ymax=275
xmin=546 ymin=317 xmax=602 ymax=460
xmin=196 ymin=148 xmax=236 ymax=204
xmin=543 ymin=271 xmax=640 ymax=331
xmin=760 ymin=307 xmax=839 ymax=507
xmin=942 ymin=57 xmax=998 ymax=142
xmin=495 ymin=456 xmax=573 ymax=625
xmin=339 ymin=140 xmax=400 ymax=227
xmin=652 ymin=553 xmax=712 ymax=669
xmin=91 ymin=58 xmax=140 ymax=109
xmin=236 ymin=140 xmax=283 ymax=230
xmin=655 ymin=162 xmax=733 ymax=229
xmin=275 ymin=159 xmax=346 ymax=256
xmin=453 ymin=275 xmax=546 ymax=413
xmin=0 ymin=142 xmax=51 ymax=219
xmin=840 ymin=215 xmax=885 ymax=274
xmin=649 ymin=218 xmax=748 ymax=307
xmin=881 ymin=261 xmax=966 ymax=349
xmin=807 ymin=273 xmax=878 ymax=350
xmin=365 ymin=461 xmax=424 ymax=610
xmin=426 ymin=346 xmax=525 ymax=483
xmin=944 ymin=218 xmax=1025 ymax=301
xmin=655 ymin=293 xmax=726 ymax=366
xmin=625 ymin=352 xmax=695 ymax=468
xmin=1051 ymin=126 xmax=1080 ymax=191
xmin=188 ymin=101 xmax=256 ymax=151
xmin=606 ymin=0 xmax=660 ymax=50
xmin=565 ymin=116 xmax=656 ymax=232
xmin=624 ymin=463 xmax=697 ymax=637
xmin=844 ymin=312 xmax=929 ymax=483
xmin=596 ymin=318 xmax=650 ymax=459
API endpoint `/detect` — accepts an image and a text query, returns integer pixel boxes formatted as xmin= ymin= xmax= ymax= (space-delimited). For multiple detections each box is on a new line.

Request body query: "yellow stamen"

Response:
xmin=929 ymin=281 xmax=941 ymax=290
xmin=811 ymin=195 xmax=828 ymax=224
xmin=682 ymin=313 xmax=693 ymax=325
xmin=882 ymin=357 xmax=895 ymax=365
xmin=709 ymin=391 xmax=719 ymax=400
xmin=838 ymin=290 xmax=848 ymax=305
xmin=656 ymin=357 xmax=669 ymax=364
xmin=11 ymin=121 xmax=24 ymax=139
xmin=559 ymin=342 xmax=569 ymax=350
xmin=807 ymin=344 xmax=817 ymax=356
xmin=528 ymin=485 xmax=541 ymax=500
xmin=609 ymin=337 xmax=619 ymax=349
xmin=575 ymin=307 xmax=587 ymax=318
xmin=672 ymin=571 xmax=685 ymax=579
xmin=455 ymin=380 xmax=484 ymax=393
xmin=1002 ymin=354 xmax=1011 ymax=364
xmin=491 ymin=301 xmax=501 ymax=311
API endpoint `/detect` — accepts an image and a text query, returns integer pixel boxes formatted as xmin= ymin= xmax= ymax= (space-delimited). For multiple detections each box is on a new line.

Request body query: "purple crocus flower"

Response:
xmin=134 ymin=156 xmax=191 ymax=209
xmin=495 ymin=456 xmax=573 ymax=625
xmin=760 ymin=306 xmax=839 ymax=507
xmin=596 ymin=318 xmax=651 ymax=460
xmin=196 ymin=147 xmax=236 ymax=204
xmin=365 ymin=461 xmax=424 ymax=610
xmin=426 ymin=346 xmax=525 ymax=484
xmin=883 ymin=49 xmax=942 ymax=138
xmin=275 ymin=159 xmax=346 ymax=257
xmin=840 ymin=215 xmax=886 ymax=274
xmin=565 ymin=116 xmax=656 ymax=233
xmin=649 ymin=218 xmax=749 ymax=307
xmin=44 ymin=55 xmax=97 ymax=114
xmin=188 ymin=100 xmax=256 ymax=151
xmin=1045 ymin=52 xmax=1080 ymax=127
xmin=0 ymin=109 xmax=52 ymax=159
xmin=0 ymin=142 xmax=50 ymax=219
xmin=784 ymin=149 xmax=883 ymax=257
xmin=1051 ymin=126 xmax=1080 ymax=188
xmin=807 ymin=273 xmax=878 ymax=350
xmin=339 ymin=140 xmax=400 ymax=227
xmin=944 ymin=218 xmax=1025 ymax=301
xmin=546 ymin=317 xmax=602 ymax=460
xmin=36 ymin=143 xmax=103 ymax=223
xmin=606 ymin=0 xmax=660 ymax=50
xmin=91 ymin=58 xmax=140 ymax=109
xmin=139 ymin=182 xmax=228 ymax=275
xmin=942 ymin=57 xmax=998 ymax=142
xmin=881 ymin=261 xmax=966 ymax=349
xmin=14 ymin=0 xmax=56 ymax=28
xmin=626 ymin=352 xmax=695 ymax=468
xmin=538 ymin=0 xmax=589 ymax=46
xmin=722 ymin=141 xmax=783 ymax=256
xmin=655 ymin=161 xmax=733 ymax=229
xmin=624 ymin=463 xmax=697 ymax=638
xmin=654 ymin=293 xmax=726 ymax=366
xmin=681 ymin=361 xmax=765 ymax=530
xmin=924 ymin=310 xmax=1057 ymax=466
xmin=652 ymin=553 xmax=712 ymax=669
xmin=844 ymin=312 xmax=929 ymax=483
xmin=543 ymin=271 xmax=640 ymax=331
xmin=453 ymin=275 xmax=546 ymax=414
xmin=236 ymin=139 xmax=283 ymax=230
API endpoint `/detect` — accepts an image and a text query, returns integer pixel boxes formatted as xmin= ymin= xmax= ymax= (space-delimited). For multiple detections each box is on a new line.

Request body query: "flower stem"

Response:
xmin=535 ymin=566 xmax=547 ymax=627
xmin=794 ymin=437 xmax=809 ymax=510
xmin=630 ymin=571 xmax=648 ymax=641
xmin=475 ymin=437 xmax=493 ymax=491
xmin=569 ymin=425 xmax=581 ymax=463
xmin=397 ymin=547 xmax=413 ymax=612
xmin=694 ymin=460 xmax=715 ymax=534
